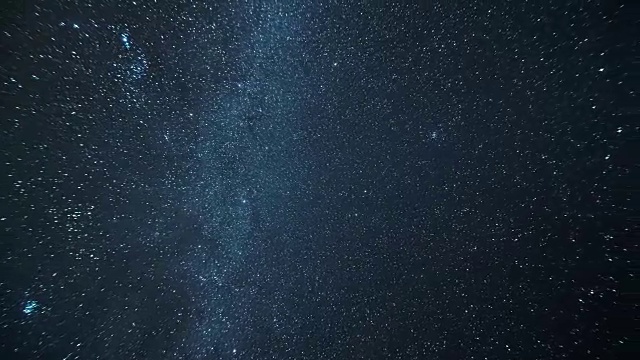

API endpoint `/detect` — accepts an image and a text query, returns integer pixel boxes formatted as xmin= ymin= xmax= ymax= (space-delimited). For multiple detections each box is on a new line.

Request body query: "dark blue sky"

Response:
xmin=0 ymin=1 xmax=629 ymax=359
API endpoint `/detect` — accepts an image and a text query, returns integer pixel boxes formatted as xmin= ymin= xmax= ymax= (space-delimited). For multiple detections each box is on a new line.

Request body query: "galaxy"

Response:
xmin=0 ymin=1 xmax=629 ymax=359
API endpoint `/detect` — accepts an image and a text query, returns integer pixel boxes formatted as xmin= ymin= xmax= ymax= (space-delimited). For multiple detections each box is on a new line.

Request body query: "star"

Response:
xmin=23 ymin=300 xmax=38 ymax=315
xmin=121 ymin=33 xmax=131 ymax=50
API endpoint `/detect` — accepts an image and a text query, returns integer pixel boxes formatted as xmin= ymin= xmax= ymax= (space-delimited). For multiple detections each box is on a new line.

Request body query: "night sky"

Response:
xmin=0 ymin=1 xmax=630 ymax=359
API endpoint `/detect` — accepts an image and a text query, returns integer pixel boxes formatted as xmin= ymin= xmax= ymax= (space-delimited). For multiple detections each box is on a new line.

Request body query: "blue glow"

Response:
xmin=121 ymin=33 xmax=131 ymax=50
xmin=23 ymin=300 xmax=38 ymax=315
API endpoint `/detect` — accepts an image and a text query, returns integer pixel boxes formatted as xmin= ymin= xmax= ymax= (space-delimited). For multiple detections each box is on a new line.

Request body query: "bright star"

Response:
xmin=121 ymin=33 xmax=131 ymax=50
xmin=23 ymin=300 xmax=38 ymax=315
